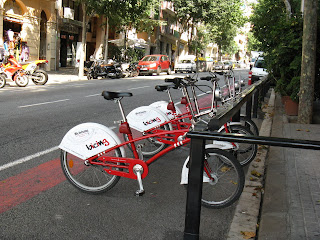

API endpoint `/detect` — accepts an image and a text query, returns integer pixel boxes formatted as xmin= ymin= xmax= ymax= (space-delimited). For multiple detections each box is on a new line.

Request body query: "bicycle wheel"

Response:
xmin=219 ymin=125 xmax=258 ymax=166
xmin=240 ymin=116 xmax=259 ymax=136
xmin=60 ymin=149 xmax=122 ymax=194
xmin=202 ymin=148 xmax=244 ymax=208
xmin=123 ymin=123 xmax=171 ymax=156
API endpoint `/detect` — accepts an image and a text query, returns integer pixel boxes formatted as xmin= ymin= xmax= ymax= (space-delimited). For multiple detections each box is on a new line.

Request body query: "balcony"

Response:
xmin=161 ymin=1 xmax=175 ymax=16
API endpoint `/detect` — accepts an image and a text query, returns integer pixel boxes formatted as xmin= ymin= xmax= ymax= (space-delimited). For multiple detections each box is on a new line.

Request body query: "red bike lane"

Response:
xmin=0 ymin=158 xmax=66 ymax=214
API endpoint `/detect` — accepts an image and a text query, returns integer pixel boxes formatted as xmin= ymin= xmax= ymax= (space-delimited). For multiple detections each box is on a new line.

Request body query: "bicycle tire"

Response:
xmin=185 ymin=148 xmax=244 ymax=209
xmin=240 ymin=116 xmax=259 ymax=136
xmin=219 ymin=125 xmax=258 ymax=166
xmin=123 ymin=123 xmax=171 ymax=156
xmin=60 ymin=149 xmax=122 ymax=194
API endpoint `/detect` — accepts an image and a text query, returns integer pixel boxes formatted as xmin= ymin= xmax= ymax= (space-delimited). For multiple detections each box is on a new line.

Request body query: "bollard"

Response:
xmin=248 ymin=71 xmax=252 ymax=85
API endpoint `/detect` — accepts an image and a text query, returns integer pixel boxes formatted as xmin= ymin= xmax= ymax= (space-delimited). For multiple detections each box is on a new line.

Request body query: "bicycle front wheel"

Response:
xmin=240 ymin=116 xmax=259 ymax=136
xmin=124 ymin=123 xmax=171 ymax=156
xmin=202 ymin=148 xmax=244 ymax=208
xmin=60 ymin=149 xmax=122 ymax=194
xmin=220 ymin=125 xmax=258 ymax=166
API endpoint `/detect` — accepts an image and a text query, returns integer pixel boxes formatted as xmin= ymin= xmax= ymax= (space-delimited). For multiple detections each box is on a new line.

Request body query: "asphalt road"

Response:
xmin=0 ymin=69 xmax=250 ymax=240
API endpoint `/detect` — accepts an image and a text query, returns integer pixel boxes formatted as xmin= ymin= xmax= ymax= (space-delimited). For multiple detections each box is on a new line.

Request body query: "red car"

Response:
xmin=137 ymin=54 xmax=171 ymax=75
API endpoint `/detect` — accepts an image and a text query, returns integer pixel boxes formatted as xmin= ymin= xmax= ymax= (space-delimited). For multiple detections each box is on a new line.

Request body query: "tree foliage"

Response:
xmin=250 ymin=0 xmax=320 ymax=101
xmin=171 ymin=0 xmax=246 ymax=55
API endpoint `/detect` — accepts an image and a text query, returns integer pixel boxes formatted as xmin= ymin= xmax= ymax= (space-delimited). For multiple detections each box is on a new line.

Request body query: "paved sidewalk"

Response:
xmin=47 ymin=67 xmax=87 ymax=83
xmin=258 ymin=95 xmax=320 ymax=239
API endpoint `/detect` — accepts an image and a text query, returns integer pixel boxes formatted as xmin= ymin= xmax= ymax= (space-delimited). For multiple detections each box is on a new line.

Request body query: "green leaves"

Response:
xmin=251 ymin=0 xmax=304 ymax=100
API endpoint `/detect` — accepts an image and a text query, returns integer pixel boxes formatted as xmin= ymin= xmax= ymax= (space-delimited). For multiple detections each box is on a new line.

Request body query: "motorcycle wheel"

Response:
xmin=131 ymin=69 xmax=139 ymax=77
xmin=0 ymin=74 xmax=6 ymax=88
xmin=32 ymin=69 xmax=48 ymax=85
xmin=87 ymin=72 xmax=93 ymax=80
xmin=14 ymin=71 xmax=29 ymax=87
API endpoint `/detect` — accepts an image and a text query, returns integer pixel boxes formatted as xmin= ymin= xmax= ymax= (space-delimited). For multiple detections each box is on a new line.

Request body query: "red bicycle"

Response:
xmin=59 ymin=90 xmax=245 ymax=209
xmin=127 ymin=74 xmax=258 ymax=166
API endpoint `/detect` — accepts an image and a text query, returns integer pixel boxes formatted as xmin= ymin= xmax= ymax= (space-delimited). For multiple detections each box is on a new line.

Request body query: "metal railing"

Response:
xmin=183 ymin=77 xmax=271 ymax=240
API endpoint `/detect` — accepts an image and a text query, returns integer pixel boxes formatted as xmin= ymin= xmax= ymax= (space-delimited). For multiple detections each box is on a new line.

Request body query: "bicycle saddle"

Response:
xmin=101 ymin=91 xmax=133 ymax=100
xmin=155 ymin=84 xmax=174 ymax=92
xmin=200 ymin=75 xmax=217 ymax=81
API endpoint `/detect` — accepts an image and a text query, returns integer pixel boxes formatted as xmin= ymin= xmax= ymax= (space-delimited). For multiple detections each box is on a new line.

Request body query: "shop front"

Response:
xmin=59 ymin=20 xmax=80 ymax=67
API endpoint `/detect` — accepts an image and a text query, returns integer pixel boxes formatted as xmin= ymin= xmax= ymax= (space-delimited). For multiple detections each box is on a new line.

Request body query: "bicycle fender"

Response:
xmin=149 ymin=101 xmax=182 ymax=120
xmin=217 ymin=121 xmax=241 ymax=132
xmin=59 ymin=122 xmax=125 ymax=160
xmin=180 ymin=157 xmax=211 ymax=185
xmin=126 ymin=106 xmax=170 ymax=132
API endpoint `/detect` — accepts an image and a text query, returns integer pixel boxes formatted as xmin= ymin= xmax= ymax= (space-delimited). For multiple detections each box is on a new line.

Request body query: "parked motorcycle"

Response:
xmin=0 ymin=70 xmax=6 ymax=88
xmin=87 ymin=59 xmax=123 ymax=80
xmin=106 ymin=62 xmax=123 ymax=79
xmin=121 ymin=62 xmax=139 ymax=78
xmin=22 ymin=59 xmax=49 ymax=85
xmin=0 ymin=55 xmax=49 ymax=87
xmin=1 ymin=55 xmax=29 ymax=87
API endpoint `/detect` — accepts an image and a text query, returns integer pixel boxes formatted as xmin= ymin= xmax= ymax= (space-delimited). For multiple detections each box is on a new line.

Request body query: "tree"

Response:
xmin=172 ymin=0 xmax=245 ymax=58
xmin=74 ymin=0 xmax=95 ymax=78
xmin=84 ymin=0 xmax=152 ymax=60
xmin=250 ymin=0 xmax=304 ymax=101
xmin=298 ymin=0 xmax=318 ymax=123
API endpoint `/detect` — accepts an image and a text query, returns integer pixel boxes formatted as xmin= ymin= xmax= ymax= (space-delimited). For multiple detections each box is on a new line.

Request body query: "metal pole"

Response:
xmin=252 ymin=89 xmax=259 ymax=118
xmin=246 ymin=95 xmax=253 ymax=119
xmin=183 ymin=138 xmax=205 ymax=240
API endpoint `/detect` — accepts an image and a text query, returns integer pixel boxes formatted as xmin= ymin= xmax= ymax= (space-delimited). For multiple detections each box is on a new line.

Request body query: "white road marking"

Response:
xmin=127 ymin=86 xmax=150 ymax=90
xmin=85 ymin=93 xmax=101 ymax=97
xmin=0 ymin=146 xmax=59 ymax=171
xmin=19 ymin=99 xmax=70 ymax=108
xmin=0 ymin=126 xmax=117 ymax=171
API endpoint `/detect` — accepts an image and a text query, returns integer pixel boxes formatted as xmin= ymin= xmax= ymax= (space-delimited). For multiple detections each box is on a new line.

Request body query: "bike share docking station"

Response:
xmin=183 ymin=78 xmax=320 ymax=240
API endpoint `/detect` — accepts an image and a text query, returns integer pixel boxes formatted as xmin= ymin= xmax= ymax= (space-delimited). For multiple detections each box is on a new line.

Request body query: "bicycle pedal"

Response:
xmin=135 ymin=189 xmax=145 ymax=196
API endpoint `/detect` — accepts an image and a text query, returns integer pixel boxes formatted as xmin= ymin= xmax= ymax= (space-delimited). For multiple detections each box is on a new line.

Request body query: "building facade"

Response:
xmin=0 ymin=0 xmax=202 ymax=71
xmin=0 ymin=0 xmax=56 ymax=70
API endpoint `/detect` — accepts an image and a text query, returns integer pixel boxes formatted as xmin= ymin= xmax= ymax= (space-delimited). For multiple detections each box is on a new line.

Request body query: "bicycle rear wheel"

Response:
xmin=201 ymin=148 xmax=244 ymax=208
xmin=60 ymin=149 xmax=122 ymax=194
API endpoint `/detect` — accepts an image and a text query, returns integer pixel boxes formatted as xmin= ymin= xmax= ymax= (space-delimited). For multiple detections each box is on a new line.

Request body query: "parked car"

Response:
xmin=137 ymin=54 xmax=171 ymax=75
xmin=214 ymin=61 xmax=224 ymax=71
xmin=236 ymin=61 xmax=247 ymax=69
xmin=251 ymin=57 xmax=268 ymax=82
xmin=174 ymin=55 xmax=197 ymax=73
xmin=223 ymin=61 xmax=233 ymax=70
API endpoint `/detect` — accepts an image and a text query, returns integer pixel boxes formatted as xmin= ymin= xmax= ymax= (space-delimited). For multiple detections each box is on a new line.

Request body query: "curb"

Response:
xmin=227 ymin=88 xmax=275 ymax=239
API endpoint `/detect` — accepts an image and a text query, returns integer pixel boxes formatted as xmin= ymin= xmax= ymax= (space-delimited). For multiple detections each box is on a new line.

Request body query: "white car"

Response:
xmin=251 ymin=57 xmax=268 ymax=82
xmin=175 ymin=56 xmax=197 ymax=73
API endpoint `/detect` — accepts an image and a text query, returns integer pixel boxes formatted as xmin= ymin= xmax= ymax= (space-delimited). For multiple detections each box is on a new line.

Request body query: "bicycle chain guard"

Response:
xmin=95 ymin=156 xmax=148 ymax=180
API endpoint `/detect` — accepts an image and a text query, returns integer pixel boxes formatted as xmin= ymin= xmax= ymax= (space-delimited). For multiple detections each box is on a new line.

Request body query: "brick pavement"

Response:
xmin=258 ymin=94 xmax=320 ymax=240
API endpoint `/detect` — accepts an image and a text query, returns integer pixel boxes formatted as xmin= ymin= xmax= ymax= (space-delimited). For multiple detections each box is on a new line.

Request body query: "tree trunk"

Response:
xmin=298 ymin=0 xmax=318 ymax=124
xmin=104 ymin=17 xmax=109 ymax=61
xmin=78 ymin=3 xmax=87 ymax=78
